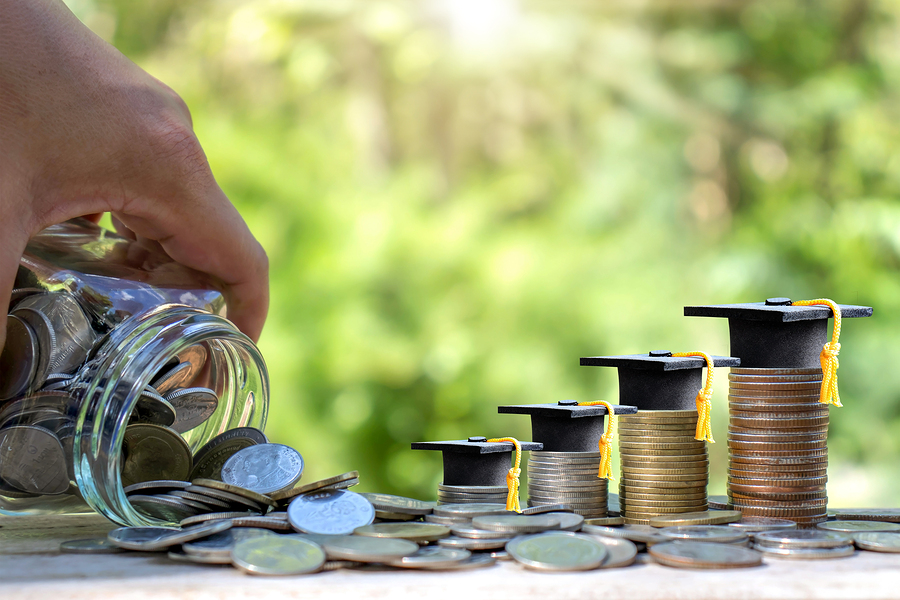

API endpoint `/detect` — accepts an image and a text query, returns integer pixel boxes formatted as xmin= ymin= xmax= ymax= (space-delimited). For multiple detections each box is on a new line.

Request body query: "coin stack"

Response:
xmin=617 ymin=410 xmax=708 ymax=525
xmin=726 ymin=368 xmax=828 ymax=528
xmin=436 ymin=483 xmax=509 ymax=505
xmin=526 ymin=451 xmax=607 ymax=518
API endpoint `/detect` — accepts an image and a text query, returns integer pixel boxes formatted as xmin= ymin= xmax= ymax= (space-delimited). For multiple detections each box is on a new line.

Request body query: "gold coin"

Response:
xmin=619 ymin=491 xmax=707 ymax=502
xmin=617 ymin=422 xmax=698 ymax=432
xmin=620 ymin=453 xmax=708 ymax=464
xmin=620 ymin=466 xmax=708 ymax=476
xmin=619 ymin=442 xmax=706 ymax=452
xmin=620 ymin=478 xmax=708 ymax=490
xmin=619 ymin=448 xmax=708 ymax=457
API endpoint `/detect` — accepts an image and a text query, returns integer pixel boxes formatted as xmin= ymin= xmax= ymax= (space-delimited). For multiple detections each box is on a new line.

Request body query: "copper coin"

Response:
xmin=728 ymin=402 xmax=828 ymax=413
xmin=729 ymin=416 xmax=829 ymax=430
xmin=727 ymin=484 xmax=826 ymax=498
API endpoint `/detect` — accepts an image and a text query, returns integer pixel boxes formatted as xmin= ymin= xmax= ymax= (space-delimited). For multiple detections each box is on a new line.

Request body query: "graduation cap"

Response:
xmin=497 ymin=401 xmax=638 ymax=452
xmin=683 ymin=298 xmax=872 ymax=369
xmin=579 ymin=351 xmax=740 ymax=411
xmin=411 ymin=437 xmax=543 ymax=487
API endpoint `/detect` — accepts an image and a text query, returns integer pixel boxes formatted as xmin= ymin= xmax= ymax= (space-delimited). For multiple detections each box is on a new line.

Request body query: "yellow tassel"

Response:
xmin=672 ymin=351 xmax=716 ymax=443
xmin=487 ymin=437 xmax=522 ymax=512
xmin=792 ymin=299 xmax=843 ymax=407
xmin=577 ymin=400 xmax=616 ymax=480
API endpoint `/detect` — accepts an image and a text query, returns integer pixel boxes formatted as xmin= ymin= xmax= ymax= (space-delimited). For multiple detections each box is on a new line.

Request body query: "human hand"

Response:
xmin=0 ymin=0 xmax=269 ymax=352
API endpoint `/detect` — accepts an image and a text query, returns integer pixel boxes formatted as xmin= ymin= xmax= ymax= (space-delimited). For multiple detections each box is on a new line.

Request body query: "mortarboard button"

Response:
xmin=579 ymin=352 xmax=739 ymax=411
xmin=411 ymin=438 xmax=542 ymax=487
xmin=684 ymin=299 xmax=872 ymax=368
xmin=498 ymin=402 xmax=638 ymax=452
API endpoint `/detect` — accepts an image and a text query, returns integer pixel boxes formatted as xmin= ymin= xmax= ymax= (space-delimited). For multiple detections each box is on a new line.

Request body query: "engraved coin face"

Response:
xmin=0 ymin=425 xmax=69 ymax=494
xmin=164 ymin=387 xmax=219 ymax=433
xmin=221 ymin=443 xmax=304 ymax=495
xmin=188 ymin=427 xmax=267 ymax=481
xmin=19 ymin=292 xmax=96 ymax=375
xmin=287 ymin=489 xmax=375 ymax=535
xmin=508 ymin=532 xmax=609 ymax=571
xmin=231 ymin=535 xmax=326 ymax=575
xmin=121 ymin=424 xmax=192 ymax=488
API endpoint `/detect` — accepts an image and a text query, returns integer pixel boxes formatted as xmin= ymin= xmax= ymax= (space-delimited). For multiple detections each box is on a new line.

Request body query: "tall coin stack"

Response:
xmin=526 ymin=451 xmax=607 ymax=518
xmin=726 ymin=367 xmax=828 ymax=527
xmin=618 ymin=410 xmax=709 ymax=525
xmin=437 ymin=483 xmax=509 ymax=505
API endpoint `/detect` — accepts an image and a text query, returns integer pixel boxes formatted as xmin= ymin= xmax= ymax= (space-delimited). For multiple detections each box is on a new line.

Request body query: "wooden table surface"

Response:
xmin=2 ymin=514 xmax=899 ymax=600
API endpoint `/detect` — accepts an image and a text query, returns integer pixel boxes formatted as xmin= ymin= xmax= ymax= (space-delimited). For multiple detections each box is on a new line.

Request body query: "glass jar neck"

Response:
xmin=72 ymin=305 xmax=268 ymax=525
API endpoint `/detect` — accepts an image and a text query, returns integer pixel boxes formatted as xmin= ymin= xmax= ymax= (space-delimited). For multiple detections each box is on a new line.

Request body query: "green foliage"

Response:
xmin=70 ymin=0 xmax=900 ymax=504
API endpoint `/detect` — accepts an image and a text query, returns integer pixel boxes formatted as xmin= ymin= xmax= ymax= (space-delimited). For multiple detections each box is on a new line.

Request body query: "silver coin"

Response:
xmin=164 ymin=387 xmax=219 ymax=433
xmin=230 ymin=515 xmax=294 ymax=532
xmin=360 ymin=493 xmax=435 ymax=515
xmin=160 ymin=491 xmax=219 ymax=512
xmin=757 ymin=544 xmax=855 ymax=560
xmin=167 ymin=549 xmax=231 ymax=565
xmin=129 ymin=494 xmax=202 ymax=522
xmin=231 ymin=535 xmax=326 ymax=575
xmin=437 ymin=536 xmax=512 ymax=550
xmin=520 ymin=504 xmax=573 ymax=515
xmin=432 ymin=503 xmax=510 ymax=518
xmin=59 ymin=538 xmax=124 ymax=554
xmin=182 ymin=527 xmax=273 ymax=557
xmin=650 ymin=541 xmax=764 ymax=568
xmin=853 ymin=532 xmax=900 ymax=553
xmin=425 ymin=514 xmax=472 ymax=525
xmin=0 ymin=425 xmax=69 ymax=494
xmin=353 ymin=522 xmax=450 ymax=542
xmin=384 ymin=546 xmax=471 ymax=569
xmin=121 ymin=424 xmax=192 ymax=488
xmin=471 ymin=515 xmax=562 ymax=533
xmin=180 ymin=511 xmax=258 ymax=527
xmin=12 ymin=306 xmax=57 ymax=387
xmin=755 ymin=530 xmax=852 ymax=549
xmin=130 ymin=389 xmax=177 ymax=427
xmin=582 ymin=524 xmax=667 ymax=545
xmin=588 ymin=535 xmax=639 ymax=568
xmin=20 ymin=292 xmax=95 ymax=375
xmin=0 ymin=315 xmax=38 ymax=400
xmin=183 ymin=485 xmax=264 ymax=513
xmin=108 ymin=520 xmax=232 ymax=551
xmin=544 ymin=512 xmax=585 ymax=531
xmin=450 ymin=525 xmax=517 ymax=540
xmin=508 ymin=532 xmax=608 ymax=571
xmin=659 ymin=526 xmax=748 ymax=544
xmin=40 ymin=372 xmax=75 ymax=392
xmin=221 ymin=443 xmax=303 ymax=495
xmin=188 ymin=427 xmax=267 ymax=481
xmin=728 ymin=518 xmax=797 ymax=534
xmin=818 ymin=520 xmax=900 ymax=533
xmin=166 ymin=489 xmax=231 ymax=510
xmin=152 ymin=361 xmax=195 ymax=395
xmin=288 ymin=489 xmax=375 ymax=535
xmin=320 ymin=535 xmax=418 ymax=562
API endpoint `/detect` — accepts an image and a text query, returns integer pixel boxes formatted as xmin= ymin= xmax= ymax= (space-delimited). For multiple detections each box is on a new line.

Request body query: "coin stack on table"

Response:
xmin=726 ymin=368 xmax=828 ymax=527
xmin=411 ymin=438 xmax=542 ymax=506
xmin=526 ymin=451 xmax=607 ymax=518
xmin=618 ymin=410 xmax=708 ymax=525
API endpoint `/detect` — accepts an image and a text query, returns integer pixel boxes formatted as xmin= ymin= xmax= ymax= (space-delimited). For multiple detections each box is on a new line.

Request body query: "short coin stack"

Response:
xmin=726 ymin=368 xmax=828 ymax=527
xmin=437 ymin=483 xmax=508 ymax=505
xmin=618 ymin=410 xmax=708 ymax=525
xmin=526 ymin=451 xmax=607 ymax=518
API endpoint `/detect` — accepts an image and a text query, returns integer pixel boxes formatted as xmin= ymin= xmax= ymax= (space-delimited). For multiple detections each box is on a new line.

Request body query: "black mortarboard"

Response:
xmin=497 ymin=401 xmax=638 ymax=452
xmin=411 ymin=437 xmax=543 ymax=487
xmin=579 ymin=351 xmax=740 ymax=410
xmin=684 ymin=298 xmax=873 ymax=368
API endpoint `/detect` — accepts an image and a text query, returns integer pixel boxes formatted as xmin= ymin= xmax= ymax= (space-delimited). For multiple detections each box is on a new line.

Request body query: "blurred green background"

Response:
xmin=68 ymin=0 xmax=900 ymax=506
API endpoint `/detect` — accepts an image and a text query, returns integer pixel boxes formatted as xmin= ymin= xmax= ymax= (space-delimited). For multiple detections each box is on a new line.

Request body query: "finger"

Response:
xmin=0 ymin=221 xmax=30 ymax=356
xmin=112 ymin=182 xmax=269 ymax=342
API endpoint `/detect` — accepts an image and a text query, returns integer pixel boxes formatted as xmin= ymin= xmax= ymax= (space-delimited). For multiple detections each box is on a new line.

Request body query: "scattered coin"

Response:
xmin=221 ymin=443 xmax=304 ymax=495
xmin=828 ymin=508 xmax=900 ymax=523
xmin=853 ymin=532 xmax=900 ymax=553
xmin=188 ymin=428 xmax=267 ymax=481
xmin=231 ymin=535 xmax=326 ymax=575
xmin=818 ymin=520 xmax=900 ymax=533
xmin=427 ymin=553 xmax=496 ymax=570
xmin=437 ymin=536 xmax=511 ymax=551
xmin=183 ymin=528 xmax=274 ymax=557
xmin=471 ymin=514 xmax=562 ymax=533
xmin=581 ymin=524 xmax=667 ymax=545
xmin=168 ymin=549 xmax=231 ymax=565
xmin=450 ymin=526 xmax=517 ymax=540
xmin=320 ymin=535 xmax=418 ymax=562
xmin=756 ymin=545 xmax=855 ymax=560
xmin=432 ymin=503 xmax=510 ymax=518
xmin=271 ymin=471 xmax=359 ymax=503
xmin=507 ymin=532 xmax=608 ymax=571
xmin=108 ymin=520 xmax=232 ymax=551
xmin=180 ymin=511 xmax=258 ymax=527
xmin=650 ymin=510 xmax=741 ymax=528
xmin=728 ymin=518 xmax=797 ymax=535
xmin=353 ymin=522 xmax=450 ymax=543
xmin=359 ymin=493 xmax=434 ymax=515
xmin=649 ymin=541 xmax=763 ymax=569
xmin=59 ymin=538 xmax=124 ymax=554
xmin=190 ymin=479 xmax=276 ymax=507
xmin=588 ymin=535 xmax=638 ymax=568
xmin=384 ymin=546 xmax=472 ymax=569
xmin=754 ymin=530 xmax=852 ymax=549
xmin=288 ymin=489 xmax=375 ymax=535
xmin=658 ymin=525 xmax=748 ymax=544
xmin=584 ymin=517 xmax=625 ymax=526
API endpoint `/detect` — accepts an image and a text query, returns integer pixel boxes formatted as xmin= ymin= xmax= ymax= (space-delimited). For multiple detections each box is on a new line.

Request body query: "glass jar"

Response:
xmin=0 ymin=219 xmax=269 ymax=525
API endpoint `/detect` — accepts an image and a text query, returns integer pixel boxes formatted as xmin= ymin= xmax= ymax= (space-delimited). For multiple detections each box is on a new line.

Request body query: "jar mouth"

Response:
xmin=73 ymin=306 xmax=268 ymax=526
